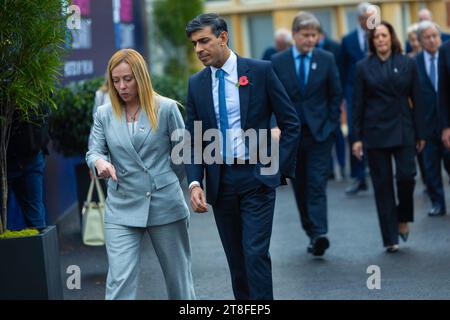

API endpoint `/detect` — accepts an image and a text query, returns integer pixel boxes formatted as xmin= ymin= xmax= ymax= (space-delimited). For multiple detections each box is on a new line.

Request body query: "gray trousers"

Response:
xmin=104 ymin=217 xmax=196 ymax=300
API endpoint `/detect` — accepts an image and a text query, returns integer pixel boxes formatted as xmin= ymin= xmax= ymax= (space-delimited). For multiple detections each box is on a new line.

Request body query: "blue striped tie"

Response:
xmin=429 ymin=54 xmax=437 ymax=92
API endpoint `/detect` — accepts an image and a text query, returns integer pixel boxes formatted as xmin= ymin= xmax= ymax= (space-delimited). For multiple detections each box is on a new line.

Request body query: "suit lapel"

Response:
xmin=111 ymin=110 xmax=145 ymax=167
xmin=304 ymin=50 xmax=317 ymax=96
xmin=237 ymin=56 xmax=250 ymax=129
xmin=417 ymin=52 xmax=435 ymax=91
xmin=132 ymin=106 xmax=153 ymax=153
xmin=201 ymin=68 xmax=218 ymax=129
xmin=285 ymin=51 xmax=302 ymax=98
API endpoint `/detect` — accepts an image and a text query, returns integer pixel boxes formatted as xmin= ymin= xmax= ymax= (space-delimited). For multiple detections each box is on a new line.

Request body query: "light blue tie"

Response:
xmin=298 ymin=54 xmax=306 ymax=95
xmin=216 ymin=69 xmax=230 ymax=160
xmin=429 ymin=54 xmax=437 ymax=92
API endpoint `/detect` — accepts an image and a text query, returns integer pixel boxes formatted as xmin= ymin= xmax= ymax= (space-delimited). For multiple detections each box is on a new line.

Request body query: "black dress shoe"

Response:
xmin=345 ymin=180 xmax=368 ymax=195
xmin=307 ymin=236 xmax=330 ymax=256
xmin=428 ymin=205 xmax=446 ymax=217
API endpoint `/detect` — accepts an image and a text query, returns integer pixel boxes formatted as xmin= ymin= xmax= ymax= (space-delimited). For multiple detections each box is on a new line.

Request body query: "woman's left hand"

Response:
xmin=416 ymin=140 xmax=426 ymax=153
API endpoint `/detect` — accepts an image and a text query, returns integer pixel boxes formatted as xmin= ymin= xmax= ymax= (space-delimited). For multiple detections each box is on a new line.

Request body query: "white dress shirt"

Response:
xmin=423 ymin=50 xmax=439 ymax=92
xmin=189 ymin=50 xmax=245 ymax=191
xmin=357 ymin=25 xmax=367 ymax=53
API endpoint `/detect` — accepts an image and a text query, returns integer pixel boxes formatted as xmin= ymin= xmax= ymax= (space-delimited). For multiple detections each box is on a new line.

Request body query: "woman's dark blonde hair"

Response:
xmin=107 ymin=48 xmax=158 ymax=129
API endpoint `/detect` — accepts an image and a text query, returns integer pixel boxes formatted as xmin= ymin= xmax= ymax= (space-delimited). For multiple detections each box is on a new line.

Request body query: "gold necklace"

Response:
xmin=127 ymin=107 xmax=140 ymax=122
xmin=126 ymin=107 xmax=140 ymax=136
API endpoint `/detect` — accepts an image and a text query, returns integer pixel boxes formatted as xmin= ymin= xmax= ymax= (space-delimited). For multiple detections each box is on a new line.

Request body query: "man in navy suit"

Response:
xmin=185 ymin=13 xmax=300 ymax=299
xmin=271 ymin=12 xmax=342 ymax=256
xmin=339 ymin=2 xmax=372 ymax=194
xmin=415 ymin=21 xmax=449 ymax=217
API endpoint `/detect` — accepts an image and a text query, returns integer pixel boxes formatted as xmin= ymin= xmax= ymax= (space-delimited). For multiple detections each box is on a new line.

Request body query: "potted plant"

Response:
xmin=0 ymin=0 xmax=69 ymax=299
xmin=49 ymin=77 xmax=104 ymax=219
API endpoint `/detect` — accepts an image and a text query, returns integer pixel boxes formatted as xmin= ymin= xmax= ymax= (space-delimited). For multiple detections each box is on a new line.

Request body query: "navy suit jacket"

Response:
xmin=339 ymin=30 xmax=366 ymax=96
xmin=353 ymin=54 xmax=427 ymax=149
xmin=271 ymin=48 xmax=342 ymax=142
xmin=439 ymin=41 xmax=450 ymax=130
xmin=415 ymin=51 xmax=439 ymax=137
xmin=185 ymin=55 xmax=300 ymax=205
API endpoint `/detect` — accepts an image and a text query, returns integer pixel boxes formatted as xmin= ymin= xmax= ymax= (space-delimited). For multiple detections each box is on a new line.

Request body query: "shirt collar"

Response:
xmin=357 ymin=25 xmax=366 ymax=38
xmin=424 ymin=50 xmax=439 ymax=61
xmin=210 ymin=50 xmax=237 ymax=77
xmin=292 ymin=45 xmax=313 ymax=60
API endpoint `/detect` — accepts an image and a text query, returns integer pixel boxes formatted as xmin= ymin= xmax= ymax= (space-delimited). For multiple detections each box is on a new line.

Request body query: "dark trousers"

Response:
xmin=292 ymin=127 xmax=334 ymax=239
xmin=422 ymin=134 xmax=450 ymax=210
xmin=213 ymin=163 xmax=276 ymax=300
xmin=348 ymin=133 xmax=367 ymax=181
xmin=6 ymin=152 xmax=47 ymax=229
xmin=367 ymin=146 xmax=416 ymax=247
xmin=329 ymin=127 xmax=346 ymax=175
xmin=346 ymin=91 xmax=366 ymax=181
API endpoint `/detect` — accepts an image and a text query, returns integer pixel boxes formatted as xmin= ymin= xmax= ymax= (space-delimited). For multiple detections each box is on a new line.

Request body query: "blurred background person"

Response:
xmin=415 ymin=20 xmax=449 ymax=217
xmin=407 ymin=23 xmax=421 ymax=58
xmin=406 ymin=8 xmax=450 ymax=53
xmin=340 ymin=2 xmax=373 ymax=195
xmin=440 ymin=38 xmax=450 ymax=151
xmin=316 ymin=26 xmax=346 ymax=180
xmin=352 ymin=21 xmax=426 ymax=253
xmin=271 ymin=12 xmax=342 ymax=256
xmin=93 ymin=74 xmax=111 ymax=117
xmin=262 ymin=28 xmax=292 ymax=61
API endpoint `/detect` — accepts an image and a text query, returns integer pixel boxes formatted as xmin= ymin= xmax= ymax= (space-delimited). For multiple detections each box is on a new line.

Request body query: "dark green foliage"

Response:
xmin=0 ymin=0 xmax=69 ymax=233
xmin=152 ymin=75 xmax=187 ymax=115
xmin=153 ymin=0 xmax=203 ymax=78
xmin=49 ymin=78 xmax=103 ymax=157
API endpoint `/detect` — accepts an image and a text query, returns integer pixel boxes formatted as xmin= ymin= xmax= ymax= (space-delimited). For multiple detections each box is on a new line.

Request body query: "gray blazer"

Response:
xmin=86 ymin=96 xmax=189 ymax=227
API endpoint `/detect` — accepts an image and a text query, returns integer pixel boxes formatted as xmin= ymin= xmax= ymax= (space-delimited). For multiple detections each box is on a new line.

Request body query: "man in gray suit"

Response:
xmin=86 ymin=49 xmax=196 ymax=300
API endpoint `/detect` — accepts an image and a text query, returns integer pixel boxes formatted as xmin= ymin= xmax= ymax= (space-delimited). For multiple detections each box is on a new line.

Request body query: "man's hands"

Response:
xmin=442 ymin=128 xmax=450 ymax=149
xmin=416 ymin=140 xmax=426 ymax=153
xmin=352 ymin=141 xmax=364 ymax=161
xmin=190 ymin=186 xmax=208 ymax=213
xmin=95 ymin=159 xmax=117 ymax=181
xmin=271 ymin=127 xmax=281 ymax=141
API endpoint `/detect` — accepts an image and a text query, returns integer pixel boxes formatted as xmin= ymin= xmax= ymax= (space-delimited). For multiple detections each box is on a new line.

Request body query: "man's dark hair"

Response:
xmin=186 ymin=13 xmax=228 ymax=38
xmin=368 ymin=20 xmax=403 ymax=55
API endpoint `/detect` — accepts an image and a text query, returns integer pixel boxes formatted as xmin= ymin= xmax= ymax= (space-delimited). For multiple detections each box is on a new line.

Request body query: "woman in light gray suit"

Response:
xmin=86 ymin=49 xmax=196 ymax=300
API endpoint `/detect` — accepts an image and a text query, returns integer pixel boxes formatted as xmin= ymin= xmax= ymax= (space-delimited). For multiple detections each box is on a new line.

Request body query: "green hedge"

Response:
xmin=49 ymin=75 xmax=187 ymax=157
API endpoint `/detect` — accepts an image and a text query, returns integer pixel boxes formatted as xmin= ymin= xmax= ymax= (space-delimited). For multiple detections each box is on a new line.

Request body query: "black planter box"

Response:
xmin=0 ymin=225 xmax=63 ymax=299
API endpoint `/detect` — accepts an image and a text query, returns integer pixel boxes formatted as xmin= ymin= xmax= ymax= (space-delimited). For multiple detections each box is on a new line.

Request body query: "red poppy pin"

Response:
xmin=236 ymin=75 xmax=250 ymax=87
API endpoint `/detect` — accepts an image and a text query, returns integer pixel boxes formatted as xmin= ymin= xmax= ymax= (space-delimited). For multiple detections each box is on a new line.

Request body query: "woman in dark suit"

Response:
xmin=352 ymin=21 xmax=427 ymax=253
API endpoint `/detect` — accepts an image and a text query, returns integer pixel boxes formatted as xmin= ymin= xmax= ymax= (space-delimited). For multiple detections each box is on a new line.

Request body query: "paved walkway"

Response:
xmin=59 ymin=177 xmax=450 ymax=299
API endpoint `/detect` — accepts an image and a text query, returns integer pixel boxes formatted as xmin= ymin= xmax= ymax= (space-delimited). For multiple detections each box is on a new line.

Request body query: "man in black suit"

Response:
xmin=415 ymin=21 xmax=449 ymax=217
xmin=272 ymin=12 xmax=342 ymax=256
xmin=317 ymin=27 xmax=346 ymax=180
xmin=439 ymin=36 xmax=450 ymax=179
xmin=185 ymin=13 xmax=300 ymax=299
xmin=339 ymin=2 xmax=373 ymax=194
xmin=261 ymin=28 xmax=292 ymax=61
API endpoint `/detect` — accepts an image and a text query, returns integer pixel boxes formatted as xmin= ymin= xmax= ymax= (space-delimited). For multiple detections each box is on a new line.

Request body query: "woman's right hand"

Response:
xmin=352 ymin=141 xmax=364 ymax=161
xmin=95 ymin=159 xmax=117 ymax=181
